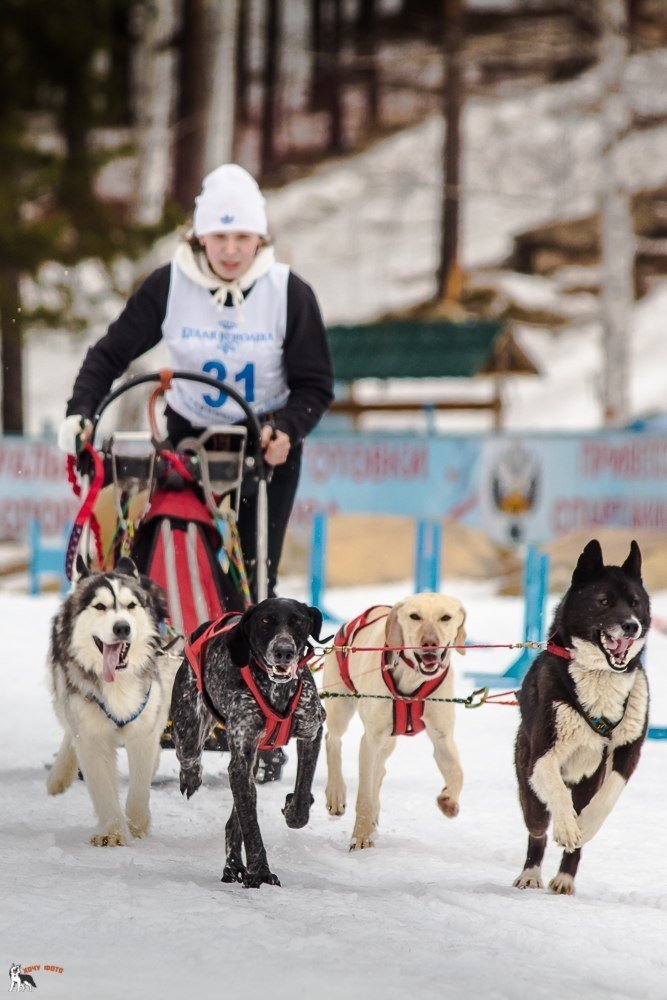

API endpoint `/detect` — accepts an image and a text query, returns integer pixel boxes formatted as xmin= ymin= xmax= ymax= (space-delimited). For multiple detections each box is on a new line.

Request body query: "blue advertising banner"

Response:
xmin=293 ymin=431 xmax=667 ymax=546
xmin=2 ymin=432 xmax=667 ymax=546
xmin=0 ymin=437 xmax=76 ymax=540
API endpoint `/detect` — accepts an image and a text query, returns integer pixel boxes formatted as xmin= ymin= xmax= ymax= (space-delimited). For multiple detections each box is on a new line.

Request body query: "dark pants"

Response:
xmin=166 ymin=407 xmax=301 ymax=599
xmin=237 ymin=445 xmax=302 ymax=598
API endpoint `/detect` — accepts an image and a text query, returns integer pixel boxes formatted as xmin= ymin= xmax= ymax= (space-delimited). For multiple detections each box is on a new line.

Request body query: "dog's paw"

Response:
xmin=90 ymin=829 xmax=127 ymax=847
xmin=437 ymin=792 xmax=459 ymax=818
xmin=179 ymin=766 xmax=202 ymax=799
xmin=350 ymin=834 xmax=375 ymax=851
xmin=242 ymin=867 xmax=281 ymax=889
xmin=552 ymin=811 xmax=582 ymax=853
xmin=47 ymin=773 xmax=71 ymax=796
xmin=282 ymin=792 xmax=314 ymax=829
xmin=325 ymin=783 xmax=347 ymax=816
xmin=127 ymin=811 xmax=150 ymax=838
xmin=513 ymin=867 xmax=543 ymax=890
xmin=549 ymin=873 xmax=575 ymax=895
xmin=221 ymin=861 xmax=247 ymax=884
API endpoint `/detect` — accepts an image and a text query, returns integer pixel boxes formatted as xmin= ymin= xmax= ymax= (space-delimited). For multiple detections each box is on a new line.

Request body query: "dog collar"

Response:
xmin=547 ymin=641 xmax=572 ymax=660
xmin=91 ymin=685 xmax=152 ymax=728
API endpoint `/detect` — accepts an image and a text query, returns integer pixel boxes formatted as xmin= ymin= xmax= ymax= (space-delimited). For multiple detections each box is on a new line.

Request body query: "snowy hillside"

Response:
xmin=23 ymin=48 xmax=667 ymax=436
xmin=3 ymin=579 xmax=667 ymax=1000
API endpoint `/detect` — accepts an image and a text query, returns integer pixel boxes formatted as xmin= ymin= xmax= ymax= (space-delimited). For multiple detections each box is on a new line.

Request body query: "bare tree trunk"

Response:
xmin=132 ymin=0 xmax=179 ymax=225
xmin=0 ymin=265 xmax=23 ymax=434
xmin=235 ymin=0 xmax=250 ymax=130
xmin=599 ymin=0 xmax=634 ymax=426
xmin=356 ymin=0 xmax=379 ymax=127
xmin=325 ymin=0 xmax=344 ymax=153
xmin=309 ymin=0 xmax=326 ymax=111
xmin=204 ymin=0 xmax=240 ymax=172
xmin=174 ymin=0 xmax=208 ymax=211
xmin=260 ymin=0 xmax=281 ymax=180
xmin=436 ymin=0 xmax=464 ymax=304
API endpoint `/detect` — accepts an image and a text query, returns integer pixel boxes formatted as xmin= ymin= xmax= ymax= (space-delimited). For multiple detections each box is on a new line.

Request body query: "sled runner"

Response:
xmin=65 ymin=369 xmax=287 ymax=780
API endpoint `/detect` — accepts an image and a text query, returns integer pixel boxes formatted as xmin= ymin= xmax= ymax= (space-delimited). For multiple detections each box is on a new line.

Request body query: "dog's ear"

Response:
xmin=140 ymin=574 xmax=169 ymax=621
xmin=226 ymin=605 xmax=255 ymax=665
xmin=621 ymin=539 xmax=642 ymax=582
xmin=74 ymin=554 xmax=90 ymax=581
xmin=571 ymin=539 xmax=603 ymax=586
xmin=454 ymin=606 xmax=467 ymax=656
xmin=385 ymin=602 xmax=404 ymax=651
xmin=115 ymin=556 xmax=140 ymax=580
xmin=307 ymin=605 xmax=324 ymax=642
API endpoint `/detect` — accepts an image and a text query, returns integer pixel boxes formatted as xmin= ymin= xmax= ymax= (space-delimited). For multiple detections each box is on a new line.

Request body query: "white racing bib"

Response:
xmin=162 ymin=261 xmax=290 ymax=425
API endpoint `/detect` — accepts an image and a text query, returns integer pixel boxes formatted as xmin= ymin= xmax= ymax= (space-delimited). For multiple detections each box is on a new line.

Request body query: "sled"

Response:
xmin=65 ymin=369 xmax=287 ymax=781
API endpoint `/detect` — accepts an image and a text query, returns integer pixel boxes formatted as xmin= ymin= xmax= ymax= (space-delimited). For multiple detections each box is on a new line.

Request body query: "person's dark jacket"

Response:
xmin=67 ymin=265 xmax=334 ymax=445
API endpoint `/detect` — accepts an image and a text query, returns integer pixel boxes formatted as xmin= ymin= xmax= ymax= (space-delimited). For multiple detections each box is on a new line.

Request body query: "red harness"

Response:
xmin=547 ymin=640 xmax=572 ymax=660
xmin=334 ymin=606 xmax=449 ymax=737
xmin=184 ymin=612 xmax=305 ymax=750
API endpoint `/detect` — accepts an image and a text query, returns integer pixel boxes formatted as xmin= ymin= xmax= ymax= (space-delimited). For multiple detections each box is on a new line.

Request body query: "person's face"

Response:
xmin=199 ymin=231 xmax=263 ymax=281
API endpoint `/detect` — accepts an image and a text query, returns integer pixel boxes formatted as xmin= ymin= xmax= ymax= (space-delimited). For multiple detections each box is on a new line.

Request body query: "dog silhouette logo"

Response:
xmin=8 ymin=965 xmax=37 ymax=992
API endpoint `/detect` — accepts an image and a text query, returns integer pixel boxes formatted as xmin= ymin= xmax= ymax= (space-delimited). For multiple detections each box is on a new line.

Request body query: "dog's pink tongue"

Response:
xmin=609 ymin=636 xmax=633 ymax=659
xmin=102 ymin=643 xmax=122 ymax=683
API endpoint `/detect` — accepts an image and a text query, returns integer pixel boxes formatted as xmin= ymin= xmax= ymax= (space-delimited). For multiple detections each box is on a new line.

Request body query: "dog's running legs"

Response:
xmin=513 ymin=731 xmax=551 ymax=888
xmin=283 ymin=726 xmax=323 ymax=829
xmin=368 ymin=735 xmax=395 ymax=834
xmin=227 ymin=739 xmax=280 ymax=888
xmin=325 ymin=696 xmax=356 ymax=816
xmin=428 ymin=729 xmax=463 ymax=818
xmin=351 ymin=731 xmax=386 ymax=849
xmin=75 ymin=735 xmax=128 ymax=846
xmin=124 ymin=728 xmax=156 ymax=838
xmin=47 ymin=734 xmax=78 ymax=795
xmin=549 ymin=769 xmax=601 ymax=894
xmin=222 ymin=804 xmax=246 ymax=883
xmin=171 ymin=663 xmax=208 ymax=799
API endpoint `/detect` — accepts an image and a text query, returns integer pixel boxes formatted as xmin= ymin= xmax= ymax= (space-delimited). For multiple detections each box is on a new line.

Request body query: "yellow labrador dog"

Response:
xmin=322 ymin=593 xmax=467 ymax=849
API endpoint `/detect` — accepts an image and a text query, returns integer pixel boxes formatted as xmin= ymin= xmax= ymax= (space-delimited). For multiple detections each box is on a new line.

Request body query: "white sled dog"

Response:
xmin=322 ymin=593 xmax=468 ymax=849
xmin=47 ymin=557 xmax=177 ymax=845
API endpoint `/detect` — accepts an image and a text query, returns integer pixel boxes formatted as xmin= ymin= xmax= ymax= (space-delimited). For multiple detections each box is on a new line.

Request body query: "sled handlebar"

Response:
xmin=90 ymin=369 xmax=266 ymax=469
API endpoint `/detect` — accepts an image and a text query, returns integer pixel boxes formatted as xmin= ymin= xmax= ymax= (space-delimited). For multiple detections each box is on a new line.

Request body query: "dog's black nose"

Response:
xmin=622 ymin=620 xmax=641 ymax=638
xmin=272 ymin=642 xmax=295 ymax=663
xmin=113 ymin=620 xmax=131 ymax=641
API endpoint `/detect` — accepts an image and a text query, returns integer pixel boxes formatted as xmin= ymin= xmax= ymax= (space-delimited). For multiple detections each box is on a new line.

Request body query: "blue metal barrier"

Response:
xmin=29 ymin=518 xmax=70 ymax=595
xmin=308 ymin=513 xmax=445 ymax=624
xmin=308 ymin=512 xmax=342 ymax=624
xmin=414 ymin=518 xmax=442 ymax=593
xmin=467 ymin=544 xmax=550 ymax=688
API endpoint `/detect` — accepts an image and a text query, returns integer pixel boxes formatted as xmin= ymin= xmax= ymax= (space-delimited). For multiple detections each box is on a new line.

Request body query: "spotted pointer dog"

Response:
xmin=170 ymin=598 xmax=325 ymax=888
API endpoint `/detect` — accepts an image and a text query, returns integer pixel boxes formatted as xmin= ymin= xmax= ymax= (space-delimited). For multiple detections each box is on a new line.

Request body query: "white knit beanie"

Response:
xmin=193 ymin=164 xmax=268 ymax=237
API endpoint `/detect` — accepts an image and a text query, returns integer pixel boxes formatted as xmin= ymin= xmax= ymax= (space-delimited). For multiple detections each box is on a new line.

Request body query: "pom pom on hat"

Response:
xmin=193 ymin=164 xmax=268 ymax=237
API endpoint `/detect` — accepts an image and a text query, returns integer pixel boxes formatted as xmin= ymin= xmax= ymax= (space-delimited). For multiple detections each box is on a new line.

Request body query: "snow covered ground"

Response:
xmin=3 ymin=578 xmax=667 ymax=1000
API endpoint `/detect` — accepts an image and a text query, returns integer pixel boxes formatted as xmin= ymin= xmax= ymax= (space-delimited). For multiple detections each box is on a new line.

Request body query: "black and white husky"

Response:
xmin=47 ymin=557 xmax=178 ymax=846
xmin=9 ymin=964 xmax=37 ymax=992
xmin=514 ymin=539 xmax=650 ymax=894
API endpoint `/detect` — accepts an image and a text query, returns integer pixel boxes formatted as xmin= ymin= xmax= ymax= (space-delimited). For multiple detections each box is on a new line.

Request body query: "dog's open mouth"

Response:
xmin=267 ymin=660 xmax=299 ymax=683
xmin=599 ymin=631 xmax=635 ymax=670
xmin=94 ymin=637 xmax=131 ymax=682
xmin=414 ymin=649 xmax=447 ymax=675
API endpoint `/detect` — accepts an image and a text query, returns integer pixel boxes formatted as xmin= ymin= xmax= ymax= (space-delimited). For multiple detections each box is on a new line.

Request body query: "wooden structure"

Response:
xmin=326 ymin=319 xmax=538 ymax=429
